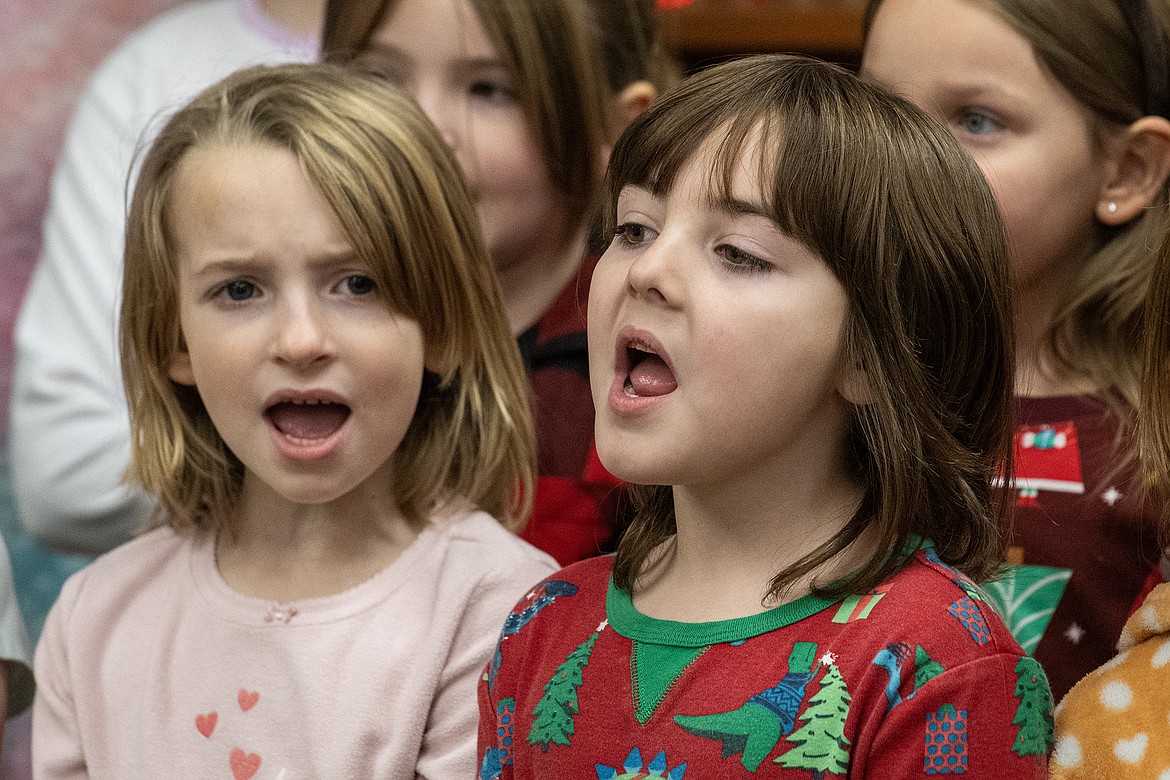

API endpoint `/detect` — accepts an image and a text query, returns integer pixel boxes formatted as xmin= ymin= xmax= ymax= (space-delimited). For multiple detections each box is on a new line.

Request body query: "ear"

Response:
xmin=837 ymin=362 xmax=873 ymax=407
xmin=612 ymin=80 xmax=657 ymax=136
xmin=599 ymin=81 xmax=658 ymax=172
xmin=1097 ymin=115 xmax=1170 ymax=225
xmin=168 ymin=347 xmax=197 ymax=387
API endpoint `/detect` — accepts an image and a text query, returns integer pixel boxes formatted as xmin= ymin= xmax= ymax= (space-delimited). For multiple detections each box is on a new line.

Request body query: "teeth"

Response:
xmin=628 ymin=340 xmax=657 ymax=356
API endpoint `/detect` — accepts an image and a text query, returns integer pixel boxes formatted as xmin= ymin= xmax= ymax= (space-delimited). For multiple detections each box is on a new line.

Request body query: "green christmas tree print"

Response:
xmin=1011 ymin=656 xmax=1054 ymax=761
xmin=914 ymin=646 xmax=944 ymax=691
xmin=776 ymin=662 xmax=851 ymax=778
xmin=528 ymin=627 xmax=600 ymax=752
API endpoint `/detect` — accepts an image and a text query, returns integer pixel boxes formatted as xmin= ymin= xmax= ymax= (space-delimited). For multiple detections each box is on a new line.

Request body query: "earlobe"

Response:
xmin=1098 ymin=115 xmax=1170 ymax=225
xmin=838 ymin=364 xmax=873 ymax=407
xmin=168 ymin=350 xmax=196 ymax=386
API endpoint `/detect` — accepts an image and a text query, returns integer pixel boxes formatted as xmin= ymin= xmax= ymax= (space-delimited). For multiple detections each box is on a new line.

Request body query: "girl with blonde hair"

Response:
xmin=32 ymin=62 xmax=555 ymax=778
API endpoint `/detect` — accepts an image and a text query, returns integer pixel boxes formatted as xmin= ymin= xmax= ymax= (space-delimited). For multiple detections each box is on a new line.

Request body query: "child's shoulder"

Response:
xmin=431 ymin=509 xmax=560 ymax=585
xmin=52 ymin=525 xmax=192 ymax=615
xmin=862 ymin=544 xmax=1025 ymax=663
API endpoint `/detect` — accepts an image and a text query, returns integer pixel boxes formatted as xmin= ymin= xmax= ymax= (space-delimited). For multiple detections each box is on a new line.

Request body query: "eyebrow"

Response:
xmin=184 ymin=249 xmax=361 ymax=279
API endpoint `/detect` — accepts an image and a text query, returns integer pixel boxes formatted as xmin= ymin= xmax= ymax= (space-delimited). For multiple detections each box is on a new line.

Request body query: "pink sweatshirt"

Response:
xmin=32 ymin=510 xmax=557 ymax=779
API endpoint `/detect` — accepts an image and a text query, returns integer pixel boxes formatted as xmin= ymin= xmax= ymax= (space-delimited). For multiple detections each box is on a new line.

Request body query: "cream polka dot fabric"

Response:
xmin=1051 ymin=583 xmax=1170 ymax=778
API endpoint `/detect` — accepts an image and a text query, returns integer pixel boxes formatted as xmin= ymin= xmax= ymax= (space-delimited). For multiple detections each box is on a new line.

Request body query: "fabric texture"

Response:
xmin=8 ymin=0 xmax=316 ymax=555
xmin=479 ymin=548 xmax=1053 ymax=779
xmin=517 ymin=253 xmax=624 ymax=566
xmin=986 ymin=395 xmax=1162 ymax=702
xmin=1051 ymin=582 xmax=1170 ymax=777
xmin=33 ymin=511 xmax=556 ymax=779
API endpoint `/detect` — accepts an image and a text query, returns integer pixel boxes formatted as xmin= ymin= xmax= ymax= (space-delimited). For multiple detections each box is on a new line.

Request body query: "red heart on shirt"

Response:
xmin=230 ymin=748 xmax=261 ymax=780
xmin=238 ymin=689 xmax=259 ymax=712
xmin=195 ymin=711 xmax=217 ymax=739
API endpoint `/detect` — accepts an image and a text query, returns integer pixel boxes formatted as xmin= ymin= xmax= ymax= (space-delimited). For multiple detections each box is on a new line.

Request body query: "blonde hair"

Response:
xmin=322 ymin=0 xmax=677 ymax=227
xmin=606 ymin=55 xmax=1015 ymax=599
xmin=121 ymin=62 xmax=535 ymax=535
xmin=865 ymin=0 xmax=1170 ymax=412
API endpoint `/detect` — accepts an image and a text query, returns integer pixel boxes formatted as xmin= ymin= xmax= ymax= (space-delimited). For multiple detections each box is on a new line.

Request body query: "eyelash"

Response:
xmin=612 ymin=222 xmax=654 ymax=248
xmin=209 ymin=274 xmax=376 ymax=305
xmin=717 ymin=244 xmax=772 ymax=274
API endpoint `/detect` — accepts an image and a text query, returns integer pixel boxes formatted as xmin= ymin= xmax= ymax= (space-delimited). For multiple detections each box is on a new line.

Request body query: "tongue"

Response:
xmin=268 ymin=402 xmax=349 ymax=440
xmin=628 ymin=353 xmax=677 ymax=396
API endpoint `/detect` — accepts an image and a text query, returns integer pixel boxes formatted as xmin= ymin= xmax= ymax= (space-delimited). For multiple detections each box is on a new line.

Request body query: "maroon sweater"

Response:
xmin=994 ymin=394 xmax=1161 ymax=701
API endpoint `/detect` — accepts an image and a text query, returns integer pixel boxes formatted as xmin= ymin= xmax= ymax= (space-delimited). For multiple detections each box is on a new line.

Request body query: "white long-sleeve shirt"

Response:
xmin=9 ymin=0 xmax=316 ymax=554
xmin=33 ymin=510 xmax=557 ymax=778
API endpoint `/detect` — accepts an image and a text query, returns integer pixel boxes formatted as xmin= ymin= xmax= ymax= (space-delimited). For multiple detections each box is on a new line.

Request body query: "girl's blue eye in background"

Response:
xmin=956 ymin=109 xmax=1000 ymax=135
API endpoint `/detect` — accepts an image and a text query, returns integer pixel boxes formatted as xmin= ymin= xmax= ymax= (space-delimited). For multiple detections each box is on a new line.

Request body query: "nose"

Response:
xmin=624 ymin=232 xmax=678 ymax=307
xmin=273 ymin=293 xmax=334 ymax=369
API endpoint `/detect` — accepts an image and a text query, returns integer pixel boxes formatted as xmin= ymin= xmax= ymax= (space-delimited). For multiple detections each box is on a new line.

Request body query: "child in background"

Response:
xmin=322 ymin=0 xmax=676 ymax=565
xmin=480 ymin=54 xmax=1052 ymax=779
xmin=32 ymin=63 xmax=556 ymax=778
xmin=1049 ymin=222 xmax=1170 ymax=776
xmin=863 ymin=0 xmax=1170 ymax=702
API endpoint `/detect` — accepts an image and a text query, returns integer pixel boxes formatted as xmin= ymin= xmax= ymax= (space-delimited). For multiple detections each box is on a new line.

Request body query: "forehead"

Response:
xmin=862 ymin=0 xmax=1045 ymax=104
xmin=370 ymin=0 xmax=497 ymax=63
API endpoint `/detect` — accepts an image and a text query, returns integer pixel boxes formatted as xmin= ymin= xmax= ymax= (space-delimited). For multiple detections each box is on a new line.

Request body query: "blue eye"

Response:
xmin=956 ymin=109 xmax=1001 ymax=135
xmin=224 ymin=280 xmax=256 ymax=301
xmin=344 ymin=274 xmax=376 ymax=295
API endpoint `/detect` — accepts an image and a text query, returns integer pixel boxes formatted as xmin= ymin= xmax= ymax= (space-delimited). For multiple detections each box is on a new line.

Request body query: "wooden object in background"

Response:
xmin=659 ymin=0 xmax=865 ymax=67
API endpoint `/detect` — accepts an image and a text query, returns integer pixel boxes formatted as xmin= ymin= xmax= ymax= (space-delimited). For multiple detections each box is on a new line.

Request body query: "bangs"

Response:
xmin=602 ymin=56 xmax=903 ymax=269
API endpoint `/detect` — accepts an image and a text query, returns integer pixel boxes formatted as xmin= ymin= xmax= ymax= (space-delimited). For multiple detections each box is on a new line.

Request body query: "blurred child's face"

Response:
xmin=862 ymin=0 xmax=1112 ymax=295
xmin=165 ymin=143 xmax=428 ymax=508
xmin=587 ymin=132 xmax=855 ymax=492
xmin=363 ymin=0 xmax=574 ymax=277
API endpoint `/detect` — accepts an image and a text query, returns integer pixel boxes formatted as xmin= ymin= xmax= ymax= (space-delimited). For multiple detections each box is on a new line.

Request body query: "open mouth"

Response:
xmin=623 ymin=339 xmax=677 ymax=398
xmin=265 ymin=397 xmax=351 ymax=442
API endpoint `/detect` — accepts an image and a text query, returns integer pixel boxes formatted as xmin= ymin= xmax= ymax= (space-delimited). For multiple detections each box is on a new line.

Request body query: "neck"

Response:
xmin=215 ymin=476 xmax=418 ymax=602
xmin=496 ymin=227 xmax=588 ymax=335
xmin=633 ymin=459 xmax=867 ymax=622
xmin=255 ymin=0 xmax=326 ymax=37
xmin=1012 ymin=263 xmax=1100 ymax=398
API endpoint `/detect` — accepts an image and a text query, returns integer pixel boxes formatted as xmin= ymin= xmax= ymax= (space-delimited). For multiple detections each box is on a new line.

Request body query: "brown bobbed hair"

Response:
xmin=322 ymin=0 xmax=676 ymax=226
xmin=604 ymin=54 xmax=1016 ymax=600
xmin=865 ymin=0 xmax=1170 ymax=414
xmin=121 ymin=62 xmax=535 ymax=536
